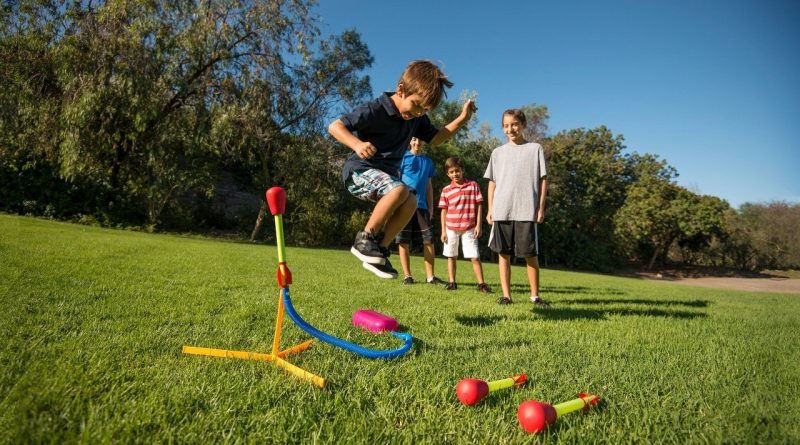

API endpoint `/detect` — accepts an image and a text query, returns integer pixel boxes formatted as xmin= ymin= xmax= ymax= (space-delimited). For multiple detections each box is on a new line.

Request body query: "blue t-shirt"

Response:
xmin=399 ymin=151 xmax=436 ymax=209
xmin=339 ymin=92 xmax=438 ymax=183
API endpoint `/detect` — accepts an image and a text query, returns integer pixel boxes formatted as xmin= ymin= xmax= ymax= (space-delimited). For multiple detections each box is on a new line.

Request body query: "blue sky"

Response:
xmin=316 ymin=0 xmax=799 ymax=208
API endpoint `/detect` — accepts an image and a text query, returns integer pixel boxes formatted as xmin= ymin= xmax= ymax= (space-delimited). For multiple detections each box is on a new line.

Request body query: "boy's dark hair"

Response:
xmin=398 ymin=60 xmax=453 ymax=109
xmin=502 ymin=108 xmax=527 ymax=126
xmin=444 ymin=156 xmax=464 ymax=171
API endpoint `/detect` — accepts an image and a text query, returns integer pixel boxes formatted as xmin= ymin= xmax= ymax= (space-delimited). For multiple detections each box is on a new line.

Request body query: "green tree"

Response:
xmin=673 ymin=194 xmax=729 ymax=265
xmin=615 ymin=178 xmax=729 ymax=270
xmin=614 ymin=177 xmax=681 ymax=269
xmin=735 ymin=202 xmax=800 ymax=270
xmin=519 ymin=104 xmax=549 ymax=143
xmin=543 ymin=127 xmax=627 ymax=270
xmin=1 ymin=1 xmax=373 ymax=232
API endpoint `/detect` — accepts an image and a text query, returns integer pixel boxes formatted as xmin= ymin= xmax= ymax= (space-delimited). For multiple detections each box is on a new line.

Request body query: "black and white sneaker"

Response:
xmin=362 ymin=259 xmax=398 ymax=279
xmin=427 ymin=276 xmax=446 ymax=285
xmin=530 ymin=296 xmax=551 ymax=308
xmin=351 ymin=231 xmax=385 ymax=265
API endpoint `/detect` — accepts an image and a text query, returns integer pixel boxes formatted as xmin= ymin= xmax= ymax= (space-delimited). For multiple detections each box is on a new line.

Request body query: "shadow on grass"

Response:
xmin=454 ymin=315 xmax=506 ymax=327
xmin=408 ymin=336 xmax=429 ymax=357
xmin=531 ymin=306 xmax=707 ymax=321
xmin=441 ymin=337 xmax=541 ymax=353
xmin=454 ymin=282 xmax=627 ymax=296
xmin=521 ymin=285 xmax=626 ymax=296
xmin=559 ymin=298 xmax=710 ymax=307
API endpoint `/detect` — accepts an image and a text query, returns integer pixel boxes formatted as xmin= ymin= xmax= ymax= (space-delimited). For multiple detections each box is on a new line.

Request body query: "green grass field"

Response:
xmin=1 ymin=214 xmax=798 ymax=444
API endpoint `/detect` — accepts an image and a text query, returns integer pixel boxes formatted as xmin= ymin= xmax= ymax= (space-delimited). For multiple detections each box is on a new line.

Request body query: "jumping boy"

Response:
xmin=328 ymin=60 xmax=476 ymax=279
xmin=484 ymin=109 xmax=549 ymax=306
xmin=438 ymin=157 xmax=492 ymax=293
xmin=396 ymin=137 xmax=445 ymax=285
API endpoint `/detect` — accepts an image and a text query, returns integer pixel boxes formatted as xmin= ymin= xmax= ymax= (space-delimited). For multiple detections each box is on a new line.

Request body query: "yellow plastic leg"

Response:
xmin=276 ymin=339 xmax=314 ymax=357
xmin=273 ymin=355 xmax=326 ymax=388
xmin=182 ymin=340 xmax=313 ymax=361
xmin=272 ymin=295 xmax=286 ymax=355
xmin=182 ymin=342 xmax=325 ymax=388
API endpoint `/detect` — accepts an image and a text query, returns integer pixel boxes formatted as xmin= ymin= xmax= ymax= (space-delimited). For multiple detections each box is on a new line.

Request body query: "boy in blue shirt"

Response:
xmin=395 ymin=137 xmax=445 ymax=285
xmin=329 ymin=60 xmax=476 ymax=279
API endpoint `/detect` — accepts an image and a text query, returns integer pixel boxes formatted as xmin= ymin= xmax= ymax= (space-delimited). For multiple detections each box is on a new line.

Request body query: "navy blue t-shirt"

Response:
xmin=340 ymin=92 xmax=438 ymax=183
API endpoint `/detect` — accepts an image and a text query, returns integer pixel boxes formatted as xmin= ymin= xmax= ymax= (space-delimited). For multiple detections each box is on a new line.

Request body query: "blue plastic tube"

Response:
xmin=281 ymin=288 xmax=413 ymax=359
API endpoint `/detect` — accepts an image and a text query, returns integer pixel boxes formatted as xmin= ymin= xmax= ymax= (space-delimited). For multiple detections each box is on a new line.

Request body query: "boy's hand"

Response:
xmin=462 ymin=99 xmax=477 ymax=120
xmin=473 ymin=225 xmax=481 ymax=238
xmin=441 ymin=233 xmax=448 ymax=243
xmin=354 ymin=141 xmax=377 ymax=159
xmin=536 ymin=207 xmax=545 ymax=224
xmin=486 ymin=214 xmax=493 ymax=225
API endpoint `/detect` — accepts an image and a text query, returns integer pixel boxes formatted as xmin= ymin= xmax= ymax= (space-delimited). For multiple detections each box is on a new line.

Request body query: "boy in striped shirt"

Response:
xmin=438 ymin=157 xmax=492 ymax=293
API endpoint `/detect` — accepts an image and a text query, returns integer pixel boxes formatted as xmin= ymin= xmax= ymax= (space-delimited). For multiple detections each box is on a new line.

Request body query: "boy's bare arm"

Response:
xmin=328 ymin=119 xmax=377 ymax=159
xmin=474 ymin=202 xmax=482 ymax=237
xmin=537 ymin=177 xmax=548 ymax=223
xmin=427 ymin=179 xmax=434 ymax=219
xmin=486 ymin=180 xmax=496 ymax=225
xmin=440 ymin=208 xmax=448 ymax=242
xmin=429 ymin=100 xmax=477 ymax=146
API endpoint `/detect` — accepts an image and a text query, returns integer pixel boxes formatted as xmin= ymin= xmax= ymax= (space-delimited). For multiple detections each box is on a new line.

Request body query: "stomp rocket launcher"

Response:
xmin=182 ymin=187 xmax=412 ymax=388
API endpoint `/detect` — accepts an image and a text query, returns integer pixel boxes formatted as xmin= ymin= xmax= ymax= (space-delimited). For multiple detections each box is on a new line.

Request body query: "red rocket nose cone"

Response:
xmin=266 ymin=187 xmax=286 ymax=215
xmin=456 ymin=379 xmax=490 ymax=406
xmin=517 ymin=400 xmax=557 ymax=433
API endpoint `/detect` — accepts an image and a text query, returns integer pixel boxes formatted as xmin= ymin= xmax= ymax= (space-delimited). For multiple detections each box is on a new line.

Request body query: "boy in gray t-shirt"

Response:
xmin=484 ymin=109 xmax=550 ymax=307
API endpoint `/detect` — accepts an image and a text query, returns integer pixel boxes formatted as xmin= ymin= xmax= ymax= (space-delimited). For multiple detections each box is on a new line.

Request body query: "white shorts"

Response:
xmin=443 ymin=228 xmax=480 ymax=259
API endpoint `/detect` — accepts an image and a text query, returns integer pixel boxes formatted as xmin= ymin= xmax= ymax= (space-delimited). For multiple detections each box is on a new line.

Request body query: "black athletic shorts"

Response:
xmin=395 ymin=208 xmax=433 ymax=245
xmin=489 ymin=221 xmax=538 ymax=257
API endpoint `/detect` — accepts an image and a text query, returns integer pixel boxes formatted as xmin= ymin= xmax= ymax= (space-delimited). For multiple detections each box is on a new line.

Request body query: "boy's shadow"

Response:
xmin=454 ymin=315 xmax=505 ymax=327
xmin=535 ymin=285 xmax=625 ymax=296
xmin=531 ymin=298 xmax=708 ymax=321
xmin=560 ymin=298 xmax=710 ymax=308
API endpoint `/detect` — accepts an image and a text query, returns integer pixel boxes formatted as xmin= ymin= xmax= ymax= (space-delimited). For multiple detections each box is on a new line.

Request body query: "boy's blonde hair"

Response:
xmin=444 ymin=156 xmax=464 ymax=171
xmin=398 ymin=60 xmax=453 ymax=109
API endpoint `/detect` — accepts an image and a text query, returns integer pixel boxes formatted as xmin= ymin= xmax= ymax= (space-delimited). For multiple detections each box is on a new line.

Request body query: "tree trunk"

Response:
xmin=647 ymin=246 xmax=660 ymax=271
xmin=249 ymin=199 xmax=268 ymax=242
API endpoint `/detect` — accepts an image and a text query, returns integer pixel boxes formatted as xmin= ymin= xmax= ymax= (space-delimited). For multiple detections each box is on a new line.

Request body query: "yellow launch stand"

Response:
xmin=182 ymin=187 xmax=326 ymax=388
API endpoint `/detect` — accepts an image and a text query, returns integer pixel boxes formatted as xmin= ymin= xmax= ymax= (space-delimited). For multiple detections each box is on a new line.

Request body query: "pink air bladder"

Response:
xmin=352 ymin=310 xmax=399 ymax=333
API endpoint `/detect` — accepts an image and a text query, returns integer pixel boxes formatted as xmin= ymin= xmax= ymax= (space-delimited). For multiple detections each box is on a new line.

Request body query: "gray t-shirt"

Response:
xmin=483 ymin=141 xmax=547 ymax=221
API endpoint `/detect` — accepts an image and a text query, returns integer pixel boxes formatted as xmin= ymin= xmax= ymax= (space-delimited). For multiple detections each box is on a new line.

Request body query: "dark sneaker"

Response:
xmin=362 ymin=259 xmax=398 ymax=279
xmin=351 ymin=231 xmax=384 ymax=265
xmin=530 ymin=296 xmax=550 ymax=308
xmin=477 ymin=283 xmax=493 ymax=293
xmin=379 ymin=245 xmax=391 ymax=259
xmin=427 ymin=276 xmax=446 ymax=285
xmin=498 ymin=297 xmax=513 ymax=305
xmin=403 ymin=276 xmax=414 ymax=285
xmin=444 ymin=282 xmax=458 ymax=290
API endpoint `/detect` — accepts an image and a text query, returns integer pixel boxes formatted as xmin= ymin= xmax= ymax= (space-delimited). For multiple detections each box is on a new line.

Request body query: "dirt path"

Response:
xmin=634 ymin=274 xmax=800 ymax=294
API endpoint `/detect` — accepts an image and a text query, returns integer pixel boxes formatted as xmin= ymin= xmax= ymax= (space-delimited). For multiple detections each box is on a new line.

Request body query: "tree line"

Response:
xmin=2 ymin=1 xmax=798 ymax=272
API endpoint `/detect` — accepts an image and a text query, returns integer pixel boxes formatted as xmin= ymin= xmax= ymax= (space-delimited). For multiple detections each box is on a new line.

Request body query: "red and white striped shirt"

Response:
xmin=438 ymin=180 xmax=484 ymax=231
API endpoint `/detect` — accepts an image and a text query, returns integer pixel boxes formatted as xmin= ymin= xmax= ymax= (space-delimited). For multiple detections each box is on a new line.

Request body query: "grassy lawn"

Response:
xmin=1 ymin=214 xmax=798 ymax=444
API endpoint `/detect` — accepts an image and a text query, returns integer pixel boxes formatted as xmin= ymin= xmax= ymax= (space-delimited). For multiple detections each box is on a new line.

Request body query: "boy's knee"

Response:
xmin=386 ymin=184 xmax=410 ymax=201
